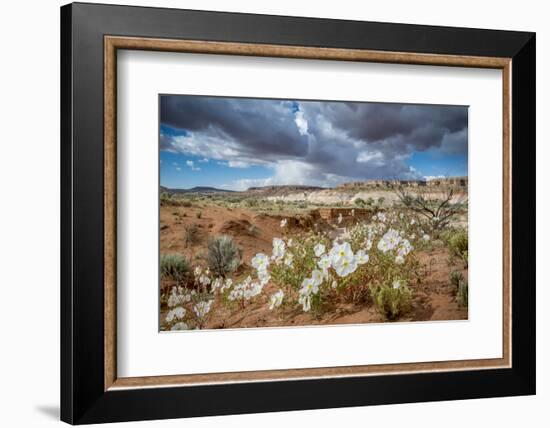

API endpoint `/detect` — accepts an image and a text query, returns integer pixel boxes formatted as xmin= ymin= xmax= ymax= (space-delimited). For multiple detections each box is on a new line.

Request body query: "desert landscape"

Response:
xmin=159 ymin=178 xmax=468 ymax=331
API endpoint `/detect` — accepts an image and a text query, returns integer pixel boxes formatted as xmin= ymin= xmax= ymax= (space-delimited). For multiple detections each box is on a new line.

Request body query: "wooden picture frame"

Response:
xmin=61 ymin=2 xmax=535 ymax=424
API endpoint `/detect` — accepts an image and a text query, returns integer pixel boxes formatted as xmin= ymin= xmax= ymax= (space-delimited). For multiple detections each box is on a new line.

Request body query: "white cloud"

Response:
xmin=198 ymin=158 xmax=209 ymax=163
xmin=294 ymin=110 xmax=308 ymax=136
xmin=186 ymin=160 xmax=201 ymax=171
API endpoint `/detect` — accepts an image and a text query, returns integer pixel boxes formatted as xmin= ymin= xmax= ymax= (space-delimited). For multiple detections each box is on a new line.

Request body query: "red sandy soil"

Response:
xmin=160 ymin=203 xmax=467 ymax=329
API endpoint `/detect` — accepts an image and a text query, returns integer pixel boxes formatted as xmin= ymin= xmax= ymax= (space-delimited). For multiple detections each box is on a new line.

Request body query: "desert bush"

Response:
xmin=377 ymin=197 xmax=385 ymax=205
xmin=245 ymin=198 xmax=259 ymax=208
xmin=449 ymin=270 xmax=464 ymax=289
xmin=366 ymin=197 xmax=374 ymax=206
xmin=181 ymin=200 xmax=192 ymax=207
xmin=447 ymin=230 xmax=468 ymax=266
xmin=457 ymin=279 xmax=468 ymax=307
xmin=207 ymin=235 xmax=242 ymax=277
xmin=160 ymin=253 xmax=191 ymax=284
xmin=371 ymin=281 xmax=412 ymax=320
xmin=354 ymin=198 xmax=366 ymax=207
xmin=183 ymin=223 xmax=199 ymax=247
xmin=394 ymin=187 xmax=467 ymax=232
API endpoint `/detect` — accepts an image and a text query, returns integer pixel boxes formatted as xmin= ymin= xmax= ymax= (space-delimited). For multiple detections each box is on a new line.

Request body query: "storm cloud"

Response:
xmin=160 ymin=95 xmax=467 ymax=189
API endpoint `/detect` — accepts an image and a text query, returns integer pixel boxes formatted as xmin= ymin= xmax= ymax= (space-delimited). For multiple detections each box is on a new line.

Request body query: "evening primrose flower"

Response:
xmin=193 ymin=300 xmax=213 ymax=318
xmin=300 ymin=277 xmax=319 ymax=295
xmin=395 ymin=255 xmax=405 ymax=265
xmin=221 ymin=278 xmax=233 ymax=292
xmin=269 ymin=290 xmax=284 ymax=310
xmin=377 ymin=212 xmax=387 ymax=222
xmin=317 ymin=254 xmax=331 ymax=271
xmin=314 ymin=243 xmax=326 ymax=257
xmin=392 ymin=280 xmax=402 ymax=289
xmin=333 ymin=256 xmax=358 ymax=277
xmin=329 ymin=242 xmax=354 ymax=264
xmin=199 ymin=274 xmax=211 ymax=286
xmin=170 ymin=322 xmax=189 ymax=331
xmin=422 ymin=234 xmax=430 ymax=241
xmin=280 ymin=218 xmax=288 ymax=228
xmin=355 ymin=249 xmax=369 ymax=265
xmin=166 ymin=306 xmax=186 ymax=322
xmin=377 ymin=229 xmax=401 ymax=253
xmin=298 ymin=294 xmax=311 ymax=312
xmin=211 ymin=277 xmax=223 ymax=292
xmin=272 ymin=238 xmax=286 ymax=261
xmin=251 ymin=253 xmax=270 ymax=272
xmin=311 ymin=269 xmax=324 ymax=287
xmin=258 ymin=270 xmax=270 ymax=286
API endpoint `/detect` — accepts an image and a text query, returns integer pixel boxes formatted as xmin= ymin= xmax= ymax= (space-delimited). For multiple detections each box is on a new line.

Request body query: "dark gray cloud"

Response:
xmin=160 ymin=95 xmax=467 ymax=186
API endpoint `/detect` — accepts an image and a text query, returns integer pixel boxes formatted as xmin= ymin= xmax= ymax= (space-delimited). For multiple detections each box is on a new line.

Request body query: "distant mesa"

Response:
xmin=160 ymin=177 xmax=467 ymax=195
xmin=160 ymin=186 xmax=235 ymax=194
xmin=336 ymin=176 xmax=468 ymax=189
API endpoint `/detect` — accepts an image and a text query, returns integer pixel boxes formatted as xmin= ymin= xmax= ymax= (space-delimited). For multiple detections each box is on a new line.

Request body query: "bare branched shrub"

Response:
xmin=394 ymin=186 xmax=468 ymax=231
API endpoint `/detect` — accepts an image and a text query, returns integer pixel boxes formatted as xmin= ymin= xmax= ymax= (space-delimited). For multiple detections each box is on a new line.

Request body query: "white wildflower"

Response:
xmin=199 ymin=274 xmax=211 ymax=286
xmin=311 ymin=269 xmax=324 ymax=287
xmin=329 ymin=242 xmax=354 ymax=265
xmin=170 ymin=322 xmax=189 ymax=331
xmin=317 ymin=254 xmax=331 ymax=271
xmin=333 ymin=256 xmax=358 ymax=277
xmin=272 ymin=238 xmax=286 ymax=261
xmin=392 ymin=280 xmax=402 ymax=289
xmin=300 ymin=277 xmax=319 ymax=296
xmin=314 ymin=243 xmax=326 ymax=257
xmin=395 ymin=255 xmax=405 ymax=265
xmin=280 ymin=218 xmax=287 ymax=228
xmin=269 ymin=290 xmax=284 ymax=310
xmin=422 ymin=234 xmax=430 ymax=241
xmin=337 ymin=213 xmax=343 ymax=224
xmin=355 ymin=249 xmax=369 ymax=265
xmin=166 ymin=306 xmax=186 ymax=322
xmin=193 ymin=300 xmax=213 ymax=318
xmin=251 ymin=253 xmax=270 ymax=272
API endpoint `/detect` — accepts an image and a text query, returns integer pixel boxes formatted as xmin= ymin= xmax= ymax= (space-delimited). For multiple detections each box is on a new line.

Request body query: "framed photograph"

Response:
xmin=61 ymin=2 xmax=535 ymax=424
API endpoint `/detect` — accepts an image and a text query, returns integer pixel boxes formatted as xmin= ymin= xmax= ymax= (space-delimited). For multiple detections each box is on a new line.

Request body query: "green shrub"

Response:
xmin=183 ymin=223 xmax=199 ymax=247
xmin=366 ymin=197 xmax=374 ymax=206
xmin=160 ymin=253 xmax=191 ymax=284
xmin=449 ymin=270 xmax=464 ymax=289
xmin=181 ymin=200 xmax=192 ymax=207
xmin=457 ymin=279 xmax=468 ymax=307
xmin=448 ymin=230 xmax=468 ymax=266
xmin=245 ymin=198 xmax=259 ymax=207
xmin=377 ymin=197 xmax=385 ymax=205
xmin=206 ymin=235 xmax=242 ymax=277
xmin=354 ymin=198 xmax=366 ymax=207
xmin=371 ymin=281 xmax=412 ymax=320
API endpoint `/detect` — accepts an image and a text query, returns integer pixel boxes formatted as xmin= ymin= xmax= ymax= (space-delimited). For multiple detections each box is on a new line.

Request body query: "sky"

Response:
xmin=159 ymin=95 xmax=468 ymax=191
